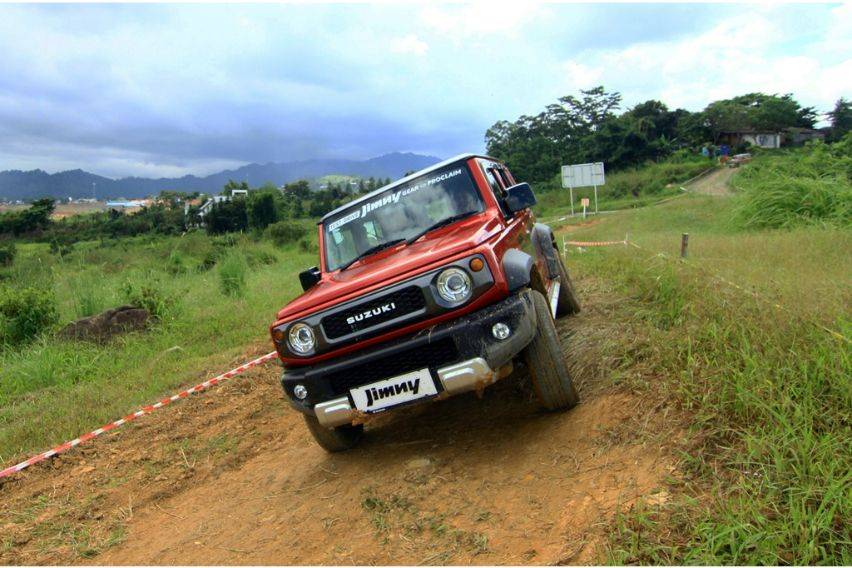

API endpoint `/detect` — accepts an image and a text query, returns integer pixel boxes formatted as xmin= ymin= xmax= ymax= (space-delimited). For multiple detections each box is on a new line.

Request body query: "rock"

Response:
xmin=59 ymin=305 xmax=151 ymax=342
xmin=646 ymin=489 xmax=670 ymax=506
xmin=406 ymin=457 xmax=432 ymax=470
xmin=72 ymin=465 xmax=96 ymax=476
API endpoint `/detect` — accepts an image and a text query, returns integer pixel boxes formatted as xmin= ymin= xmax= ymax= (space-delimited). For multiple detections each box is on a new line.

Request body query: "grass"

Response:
xmin=359 ymin=486 xmax=491 ymax=559
xmin=532 ymin=156 xmax=714 ymax=219
xmin=731 ymin=139 xmax=852 ymax=229
xmin=0 ymin=231 xmax=314 ymax=463
xmin=550 ymin=160 xmax=850 ymax=563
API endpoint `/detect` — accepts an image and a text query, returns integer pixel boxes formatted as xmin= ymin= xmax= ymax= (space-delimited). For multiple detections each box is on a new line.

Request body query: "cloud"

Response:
xmin=557 ymin=6 xmax=850 ymax=120
xmin=390 ymin=34 xmax=429 ymax=56
xmin=0 ymin=3 xmax=846 ymax=178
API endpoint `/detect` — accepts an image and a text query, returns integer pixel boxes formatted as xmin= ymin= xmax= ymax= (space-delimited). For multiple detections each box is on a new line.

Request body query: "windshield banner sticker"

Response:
xmin=327 ymin=168 xmax=464 ymax=231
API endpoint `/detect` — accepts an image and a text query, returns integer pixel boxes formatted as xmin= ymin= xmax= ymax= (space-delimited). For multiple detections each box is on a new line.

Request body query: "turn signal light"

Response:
xmin=469 ymin=258 xmax=484 ymax=272
xmin=271 ymin=328 xmax=286 ymax=343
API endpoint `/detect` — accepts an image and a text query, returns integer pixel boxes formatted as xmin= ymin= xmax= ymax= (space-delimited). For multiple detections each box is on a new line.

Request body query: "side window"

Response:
xmin=496 ymin=168 xmax=514 ymax=188
xmin=479 ymin=160 xmax=511 ymax=217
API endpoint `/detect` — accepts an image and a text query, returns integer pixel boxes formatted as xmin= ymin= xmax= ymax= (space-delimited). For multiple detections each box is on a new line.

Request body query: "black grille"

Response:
xmin=327 ymin=338 xmax=460 ymax=396
xmin=321 ymin=286 xmax=426 ymax=340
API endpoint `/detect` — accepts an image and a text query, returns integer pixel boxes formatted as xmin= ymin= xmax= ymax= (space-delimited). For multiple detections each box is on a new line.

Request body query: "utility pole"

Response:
xmin=92 ymin=182 xmax=97 ymax=201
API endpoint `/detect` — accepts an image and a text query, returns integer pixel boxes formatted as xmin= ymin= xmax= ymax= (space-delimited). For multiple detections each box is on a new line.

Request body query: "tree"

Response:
xmin=0 ymin=198 xmax=55 ymax=236
xmin=247 ymin=190 xmax=279 ymax=230
xmin=703 ymin=93 xmax=816 ymax=141
xmin=283 ymin=180 xmax=311 ymax=199
xmin=827 ymin=98 xmax=852 ymax=141
xmin=222 ymin=180 xmax=249 ymax=196
xmin=205 ymin=199 xmax=247 ymax=235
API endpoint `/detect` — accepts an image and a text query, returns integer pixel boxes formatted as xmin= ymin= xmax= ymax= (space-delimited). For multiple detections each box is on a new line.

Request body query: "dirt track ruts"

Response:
xmin=0 ymin=270 xmax=682 ymax=565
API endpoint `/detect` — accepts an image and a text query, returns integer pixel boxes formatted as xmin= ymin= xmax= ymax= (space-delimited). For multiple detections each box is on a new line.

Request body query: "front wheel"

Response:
xmin=523 ymin=290 xmax=580 ymax=411
xmin=555 ymin=255 xmax=581 ymax=317
xmin=303 ymin=414 xmax=364 ymax=452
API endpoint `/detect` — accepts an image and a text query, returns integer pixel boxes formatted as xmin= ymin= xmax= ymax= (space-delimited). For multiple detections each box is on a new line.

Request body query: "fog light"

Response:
xmin=293 ymin=384 xmax=308 ymax=400
xmin=492 ymin=322 xmax=511 ymax=340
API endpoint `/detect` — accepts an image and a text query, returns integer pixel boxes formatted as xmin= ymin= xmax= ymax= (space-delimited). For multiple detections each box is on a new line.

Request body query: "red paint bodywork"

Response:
xmin=270 ymin=156 xmax=553 ymax=367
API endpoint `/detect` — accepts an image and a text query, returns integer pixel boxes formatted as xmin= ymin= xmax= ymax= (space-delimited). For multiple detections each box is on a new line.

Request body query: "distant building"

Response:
xmin=106 ymin=199 xmax=148 ymax=209
xmin=197 ymin=189 xmax=248 ymax=219
xmin=783 ymin=127 xmax=826 ymax=146
xmin=198 ymin=195 xmax=231 ymax=218
xmin=717 ymin=129 xmax=782 ymax=149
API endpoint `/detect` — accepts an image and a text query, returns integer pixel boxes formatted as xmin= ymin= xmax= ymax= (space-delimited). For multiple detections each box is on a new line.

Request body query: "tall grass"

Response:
xmin=589 ymin=250 xmax=851 ymax=564
xmin=557 ymin=186 xmax=851 ymax=564
xmin=69 ymin=271 xmax=106 ymax=318
xmin=217 ymin=250 xmax=248 ymax=297
xmin=733 ymin=138 xmax=852 ymax=229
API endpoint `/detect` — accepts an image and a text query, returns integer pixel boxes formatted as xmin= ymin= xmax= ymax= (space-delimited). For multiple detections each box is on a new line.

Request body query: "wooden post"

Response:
xmin=680 ymin=233 xmax=689 ymax=258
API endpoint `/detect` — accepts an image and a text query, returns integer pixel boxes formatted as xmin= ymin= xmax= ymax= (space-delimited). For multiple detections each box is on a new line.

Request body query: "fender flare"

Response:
xmin=501 ymin=248 xmax=534 ymax=292
xmin=531 ymin=223 xmax=560 ymax=279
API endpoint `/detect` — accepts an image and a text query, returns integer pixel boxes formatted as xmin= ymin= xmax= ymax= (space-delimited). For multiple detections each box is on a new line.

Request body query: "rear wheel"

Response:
xmin=523 ymin=290 xmax=579 ymax=411
xmin=303 ymin=414 xmax=364 ymax=452
xmin=555 ymin=255 xmax=581 ymax=317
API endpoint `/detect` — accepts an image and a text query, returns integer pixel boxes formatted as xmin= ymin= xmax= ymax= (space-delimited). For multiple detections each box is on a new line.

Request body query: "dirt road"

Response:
xmin=687 ymin=167 xmax=734 ymax=196
xmin=0 ymin=272 xmax=681 ymax=565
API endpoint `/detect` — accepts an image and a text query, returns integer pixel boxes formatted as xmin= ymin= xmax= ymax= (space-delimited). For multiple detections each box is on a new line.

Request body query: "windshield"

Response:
xmin=322 ymin=164 xmax=484 ymax=271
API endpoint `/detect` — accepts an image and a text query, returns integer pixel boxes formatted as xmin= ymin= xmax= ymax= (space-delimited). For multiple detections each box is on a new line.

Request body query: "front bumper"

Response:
xmin=280 ymin=290 xmax=537 ymax=427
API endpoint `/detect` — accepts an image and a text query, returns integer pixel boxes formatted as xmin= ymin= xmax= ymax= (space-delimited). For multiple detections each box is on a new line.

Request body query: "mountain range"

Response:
xmin=0 ymin=152 xmax=441 ymax=201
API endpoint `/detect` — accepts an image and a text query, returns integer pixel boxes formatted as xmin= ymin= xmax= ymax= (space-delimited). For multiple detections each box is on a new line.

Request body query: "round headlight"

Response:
xmin=436 ymin=268 xmax=472 ymax=304
xmin=288 ymin=323 xmax=316 ymax=354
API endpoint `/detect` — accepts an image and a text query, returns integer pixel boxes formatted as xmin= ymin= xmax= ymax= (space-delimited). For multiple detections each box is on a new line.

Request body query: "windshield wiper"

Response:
xmin=338 ymin=238 xmax=406 ymax=272
xmin=406 ymin=211 xmax=479 ymax=245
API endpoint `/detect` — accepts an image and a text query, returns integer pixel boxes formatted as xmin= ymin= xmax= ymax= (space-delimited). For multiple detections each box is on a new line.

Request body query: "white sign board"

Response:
xmin=562 ymin=162 xmax=605 ymax=189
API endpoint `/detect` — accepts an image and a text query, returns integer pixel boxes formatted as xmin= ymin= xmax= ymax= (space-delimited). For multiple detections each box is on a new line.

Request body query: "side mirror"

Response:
xmin=299 ymin=266 xmax=321 ymax=291
xmin=505 ymin=182 xmax=537 ymax=213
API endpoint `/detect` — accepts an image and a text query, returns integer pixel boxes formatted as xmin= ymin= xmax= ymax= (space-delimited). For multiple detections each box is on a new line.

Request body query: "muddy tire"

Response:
xmin=555 ymin=255 xmax=581 ymax=317
xmin=523 ymin=290 xmax=580 ymax=411
xmin=303 ymin=414 xmax=364 ymax=452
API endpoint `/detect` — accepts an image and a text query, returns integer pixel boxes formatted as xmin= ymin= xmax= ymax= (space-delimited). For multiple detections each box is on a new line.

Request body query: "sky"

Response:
xmin=0 ymin=2 xmax=849 ymax=179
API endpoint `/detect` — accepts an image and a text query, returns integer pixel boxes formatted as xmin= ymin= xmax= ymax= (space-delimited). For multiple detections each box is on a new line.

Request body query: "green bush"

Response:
xmin=0 ymin=243 xmax=16 ymax=267
xmin=197 ymin=250 xmax=219 ymax=272
xmin=733 ymin=137 xmax=852 ymax=229
xmin=299 ymin=237 xmax=319 ymax=254
xmin=0 ymin=286 xmax=59 ymax=346
xmin=265 ymin=221 xmax=306 ymax=246
xmin=217 ymin=251 xmax=247 ymax=297
xmin=244 ymin=249 xmax=278 ymax=267
xmin=121 ymin=277 xmax=175 ymax=320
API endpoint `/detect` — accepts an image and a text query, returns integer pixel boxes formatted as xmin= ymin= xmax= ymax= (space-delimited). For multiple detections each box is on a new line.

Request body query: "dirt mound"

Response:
xmin=59 ymin=305 xmax=151 ymax=342
xmin=0 ymin=274 xmax=683 ymax=565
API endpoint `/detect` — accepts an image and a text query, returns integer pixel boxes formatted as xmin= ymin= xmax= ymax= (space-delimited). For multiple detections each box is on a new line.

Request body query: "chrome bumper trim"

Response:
xmin=314 ymin=397 xmax=355 ymax=428
xmin=437 ymin=357 xmax=511 ymax=395
xmin=313 ymin=356 xmax=513 ymax=429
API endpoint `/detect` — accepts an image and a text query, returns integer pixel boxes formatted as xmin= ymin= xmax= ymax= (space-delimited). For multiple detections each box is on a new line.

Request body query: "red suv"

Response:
xmin=270 ymin=154 xmax=581 ymax=451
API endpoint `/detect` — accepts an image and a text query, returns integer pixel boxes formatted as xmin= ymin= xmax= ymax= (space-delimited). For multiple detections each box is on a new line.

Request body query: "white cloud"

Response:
xmin=390 ymin=34 xmax=429 ymax=56
xmin=0 ymin=3 xmax=847 ymax=177
xmin=418 ymin=2 xmax=543 ymax=39
xmin=558 ymin=8 xmax=851 ymax=120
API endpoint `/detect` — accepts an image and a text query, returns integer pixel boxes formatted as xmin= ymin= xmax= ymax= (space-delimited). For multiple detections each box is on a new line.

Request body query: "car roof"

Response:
xmin=318 ymin=152 xmax=498 ymax=223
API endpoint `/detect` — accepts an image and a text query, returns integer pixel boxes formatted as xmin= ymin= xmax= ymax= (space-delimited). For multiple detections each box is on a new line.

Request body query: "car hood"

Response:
xmin=275 ymin=212 xmax=502 ymax=322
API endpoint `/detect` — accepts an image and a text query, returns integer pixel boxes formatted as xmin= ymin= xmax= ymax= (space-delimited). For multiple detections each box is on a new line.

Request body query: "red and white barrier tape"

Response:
xmin=564 ymin=239 xmax=627 ymax=247
xmin=0 ymin=351 xmax=278 ymax=481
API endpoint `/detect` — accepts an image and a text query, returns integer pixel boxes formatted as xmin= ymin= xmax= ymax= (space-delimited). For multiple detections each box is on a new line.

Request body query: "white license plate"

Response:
xmin=350 ymin=368 xmax=437 ymax=413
